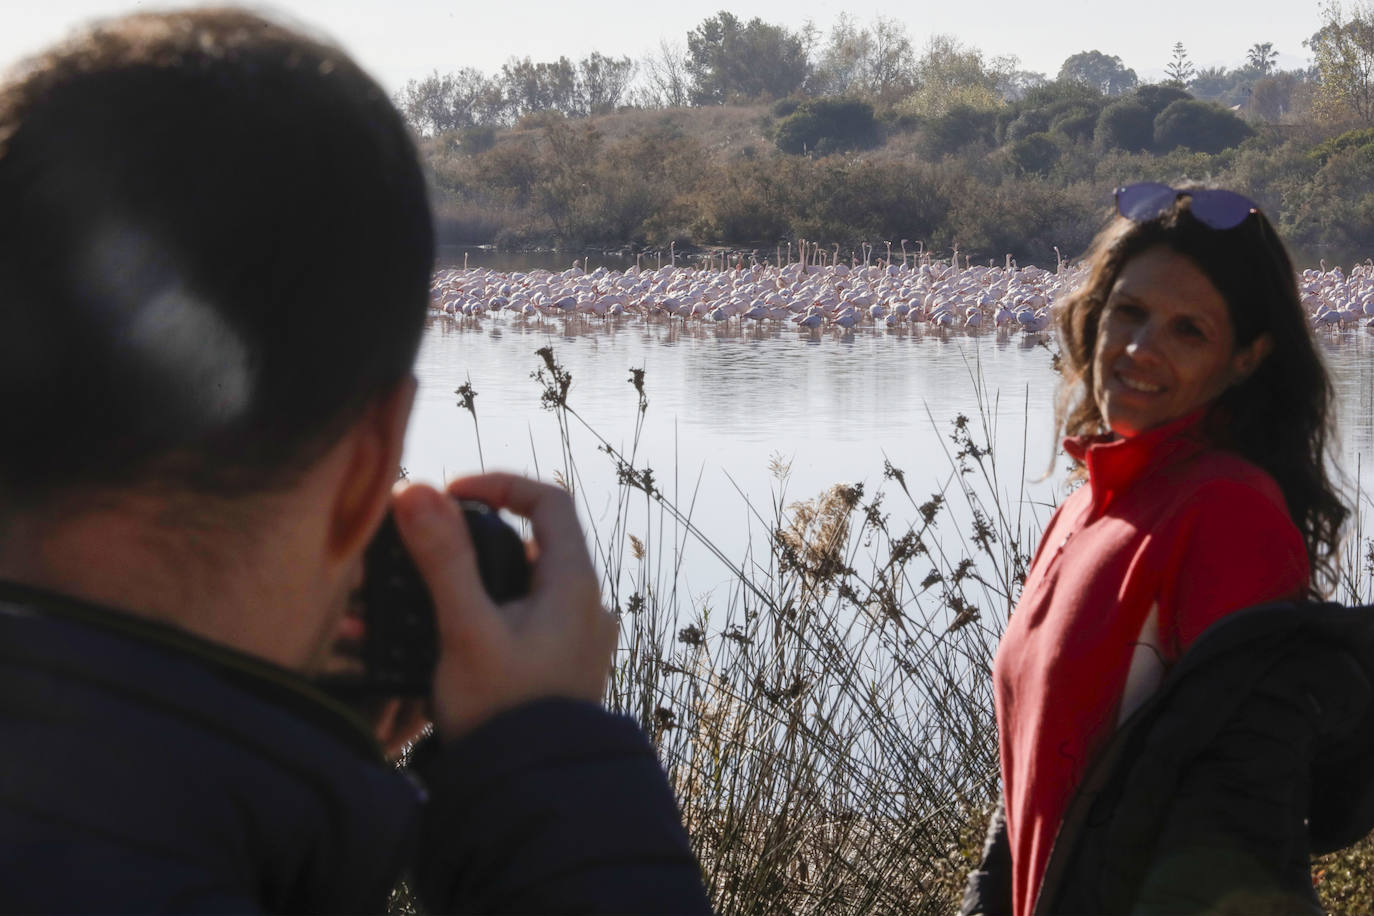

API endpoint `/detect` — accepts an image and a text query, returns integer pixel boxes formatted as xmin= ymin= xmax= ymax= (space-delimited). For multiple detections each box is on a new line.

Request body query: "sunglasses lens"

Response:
xmin=1116 ymin=183 xmax=1177 ymax=222
xmin=1188 ymin=190 xmax=1256 ymax=229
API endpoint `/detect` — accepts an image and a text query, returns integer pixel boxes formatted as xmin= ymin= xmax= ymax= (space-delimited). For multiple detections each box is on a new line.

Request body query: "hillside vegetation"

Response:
xmin=408 ymin=8 xmax=1374 ymax=265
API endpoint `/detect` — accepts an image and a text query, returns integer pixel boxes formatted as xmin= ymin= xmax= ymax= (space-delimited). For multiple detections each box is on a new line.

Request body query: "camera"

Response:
xmin=321 ymin=499 xmax=531 ymax=699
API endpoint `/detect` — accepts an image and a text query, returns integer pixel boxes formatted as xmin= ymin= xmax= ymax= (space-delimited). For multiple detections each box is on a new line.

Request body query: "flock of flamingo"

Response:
xmin=428 ymin=253 xmax=1374 ymax=334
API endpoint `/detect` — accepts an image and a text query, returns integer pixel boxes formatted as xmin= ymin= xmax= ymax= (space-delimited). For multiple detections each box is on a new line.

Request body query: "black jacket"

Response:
xmin=962 ymin=601 xmax=1374 ymax=915
xmin=0 ymin=580 xmax=711 ymax=913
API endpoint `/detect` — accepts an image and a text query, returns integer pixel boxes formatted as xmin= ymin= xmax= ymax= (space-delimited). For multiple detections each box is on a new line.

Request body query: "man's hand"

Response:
xmin=392 ymin=474 xmax=617 ymax=740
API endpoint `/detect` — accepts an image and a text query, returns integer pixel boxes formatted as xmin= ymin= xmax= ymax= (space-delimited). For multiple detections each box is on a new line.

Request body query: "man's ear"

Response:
xmin=326 ymin=376 xmax=417 ymax=561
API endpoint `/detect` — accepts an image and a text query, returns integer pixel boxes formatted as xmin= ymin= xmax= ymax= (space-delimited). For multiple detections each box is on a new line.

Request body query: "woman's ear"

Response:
xmin=1232 ymin=332 xmax=1274 ymax=384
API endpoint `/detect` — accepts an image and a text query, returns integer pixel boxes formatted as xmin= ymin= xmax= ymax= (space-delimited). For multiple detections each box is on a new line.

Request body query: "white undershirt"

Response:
xmin=1118 ymin=602 xmax=1168 ymax=726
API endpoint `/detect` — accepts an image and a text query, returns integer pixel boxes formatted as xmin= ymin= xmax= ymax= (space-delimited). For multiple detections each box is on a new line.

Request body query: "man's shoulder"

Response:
xmin=0 ymin=588 xmax=419 ymax=912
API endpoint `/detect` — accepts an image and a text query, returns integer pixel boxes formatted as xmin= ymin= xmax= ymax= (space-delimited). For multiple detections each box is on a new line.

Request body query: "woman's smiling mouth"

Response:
xmin=1116 ymin=372 xmax=1165 ymax=394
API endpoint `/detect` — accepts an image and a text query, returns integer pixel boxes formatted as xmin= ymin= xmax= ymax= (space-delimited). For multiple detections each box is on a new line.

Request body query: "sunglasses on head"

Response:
xmin=1114 ymin=182 xmax=1259 ymax=230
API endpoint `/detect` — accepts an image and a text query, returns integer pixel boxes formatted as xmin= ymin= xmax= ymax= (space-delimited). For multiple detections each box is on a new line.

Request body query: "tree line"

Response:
xmin=409 ymin=3 xmax=1374 ymax=266
xmin=400 ymin=6 xmax=1374 ymax=132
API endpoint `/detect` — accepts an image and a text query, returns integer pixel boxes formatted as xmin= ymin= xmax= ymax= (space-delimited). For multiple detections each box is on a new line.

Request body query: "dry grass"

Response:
xmin=528 ymin=346 xmax=1041 ymax=913
xmin=588 ymin=104 xmax=772 ymax=155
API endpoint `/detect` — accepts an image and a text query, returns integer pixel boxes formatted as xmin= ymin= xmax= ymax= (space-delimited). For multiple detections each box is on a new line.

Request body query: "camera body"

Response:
xmin=324 ymin=500 xmax=530 ymax=698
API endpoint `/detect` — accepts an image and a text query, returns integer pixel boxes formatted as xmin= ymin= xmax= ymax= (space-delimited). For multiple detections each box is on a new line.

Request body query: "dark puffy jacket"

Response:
xmin=0 ymin=580 xmax=711 ymax=913
xmin=962 ymin=601 xmax=1374 ymax=915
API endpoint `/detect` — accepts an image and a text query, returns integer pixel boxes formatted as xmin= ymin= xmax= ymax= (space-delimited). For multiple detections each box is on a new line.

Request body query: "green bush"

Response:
xmin=1004 ymin=109 xmax=1051 ymax=143
xmin=1050 ymin=105 xmax=1103 ymax=144
xmin=1010 ymin=132 xmax=1062 ymax=175
xmin=1153 ymin=99 xmax=1254 ymax=154
xmin=1021 ymin=78 xmax=1105 ymax=110
xmin=921 ymin=104 xmax=998 ymax=158
xmin=1133 ymin=83 xmax=1192 ymax=118
xmin=1096 ymin=100 xmax=1155 ymax=152
xmin=774 ymin=97 xmax=879 ymax=155
xmin=1310 ymin=126 xmax=1374 ymax=165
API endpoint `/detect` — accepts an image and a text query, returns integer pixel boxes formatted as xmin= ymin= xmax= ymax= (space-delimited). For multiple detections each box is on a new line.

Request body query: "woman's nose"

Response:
xmin=1124 ymin=321 xmax=1160 ymax=358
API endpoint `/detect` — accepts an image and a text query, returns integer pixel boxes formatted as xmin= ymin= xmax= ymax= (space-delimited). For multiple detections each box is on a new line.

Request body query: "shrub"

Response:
xmin=1010 ymin=132 xmax=1062 ymax=175
xmin=1021 ymin=78 xmax=1105 ymax=110
xmin=1004 ymin=109 xmax=1051 ymax=143
xmin=1133 ymin=83 xmax=1192 ymax=118
xmin=1050 ymin=106 xmax=1102 ymax=144
xmin=1310 ymin=126 xmax=1374 ymax=165
xmin=920 ymin=104 xmax=998 ymax=158
xmin=774 ymin=97 xmax=879 ymax=155
xmin=456 ymin=125 xmax=496 ymax=154
xmin=1153 ymin=99 xmax=1254 ymax=154
xmin=1096 ymin=100 xmax=1155 ymax=152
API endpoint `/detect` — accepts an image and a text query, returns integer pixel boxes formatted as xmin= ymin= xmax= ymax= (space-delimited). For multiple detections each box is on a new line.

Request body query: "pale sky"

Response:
xmin=1 ymin=0 xmax=1323 ymax=94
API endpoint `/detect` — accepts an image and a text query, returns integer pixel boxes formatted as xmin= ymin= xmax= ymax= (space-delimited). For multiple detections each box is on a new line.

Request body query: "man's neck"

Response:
xmin=0 ymin=496 xmax=333 ymax=671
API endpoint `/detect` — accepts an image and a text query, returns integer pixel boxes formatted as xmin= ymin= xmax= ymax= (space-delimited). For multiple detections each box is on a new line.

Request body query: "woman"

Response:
xmin=961 ymin=183 xmax=1366 ymax=915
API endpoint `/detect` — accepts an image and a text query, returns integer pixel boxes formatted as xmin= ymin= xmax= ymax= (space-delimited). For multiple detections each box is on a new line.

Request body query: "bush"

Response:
xmin=456 ymin=125 xmax=497 ymax=154
xmin=1096 ymin=100 xmax=1155 ymax=152
xmin=1153 ymin=99 xmax=1254 ymax=154
xmin=921 ymin=104 xmax=998 ymax=158
xmin=1010 ymin=132 xmax=1062 ymax=175
xmin=1310 ymin=126 xmax=1374 ymax=165
xmin=1050 ymin=106 xmax=1101 ymax=144
xmin=1004 ymin=109 xmax=1051 ymax=143
xmin=1133 ymin=83 xmax=1192 ymax=118
xmin=774 ymin=97 xmax=879 ymax=155
xmin=1021 ymin=78 xmax=1106 ymax=110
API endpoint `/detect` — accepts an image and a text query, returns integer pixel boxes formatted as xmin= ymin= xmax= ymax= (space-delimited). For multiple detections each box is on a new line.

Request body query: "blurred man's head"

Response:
xmin=0 ymin=9 xmax=433 ymax=670
xmin=0 ymin=7 xmax=432 ymax=508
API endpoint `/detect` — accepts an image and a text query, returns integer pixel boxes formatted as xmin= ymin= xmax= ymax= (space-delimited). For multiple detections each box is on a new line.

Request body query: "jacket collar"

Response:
xmin=0 ymin=577 xmax=383 ymax=760
xmin=1063 ymin=409 xmax=1210 ymax=515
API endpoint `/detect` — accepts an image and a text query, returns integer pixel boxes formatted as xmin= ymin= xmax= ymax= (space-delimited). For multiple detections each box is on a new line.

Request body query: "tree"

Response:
xmin=899 ymin=35 xmax=1004 ymax=118
xmin=577 ymin=53 xmax=635 ymax=115
xmin=1189 ymin=66 xmax=1236 ymax=103
xmin=640 ymin=40 xmax=691 ymax=108
xmin=998 ymin=68 xmax=1049 ymax=102
xmin=685 ymin=12 xmax=810 ymax=104
xmin=1251 ymin=73 xmax=1298 ymax=120
xmin=1306 ymin=2 xmax=1374 ymax=124
xmin=1153 ymin=99 xmax=1254 ymax=152
xmin=500 ymin=56 xmax=578 ymax=118
xmin=1059 ymin=50 xmax=1139 ymax=96
xmin=867 ymin=16 xmax=917 ymax=100
xmin=396 ymin=69 xmax=506 ymax=136
xmin=811 ymin=15 xmax=916 ymax=101
xmin=1247 ymin=42 xmax=1280 ymax=75
xmin=1165 ymin=41 xmax=1196 ymax=87
xmin=811 ymin=13 xmax=871 ymax=96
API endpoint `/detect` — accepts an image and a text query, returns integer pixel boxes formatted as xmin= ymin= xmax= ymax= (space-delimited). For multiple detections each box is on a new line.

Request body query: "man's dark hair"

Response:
xmin=0 ymin=9 xmax=433 ymax=509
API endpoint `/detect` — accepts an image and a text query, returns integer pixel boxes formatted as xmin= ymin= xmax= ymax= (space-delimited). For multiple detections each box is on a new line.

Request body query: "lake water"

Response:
xmin=401 ymin=288 xmax=1374 ymax=610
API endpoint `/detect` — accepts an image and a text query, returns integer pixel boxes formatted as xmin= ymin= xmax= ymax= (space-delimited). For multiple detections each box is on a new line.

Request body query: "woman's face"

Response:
xmin=1091 ymin=245 xmax=1271 ymax=438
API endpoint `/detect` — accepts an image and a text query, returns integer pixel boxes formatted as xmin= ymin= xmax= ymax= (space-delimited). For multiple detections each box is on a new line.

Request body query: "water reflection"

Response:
xmin=403 ymin=316 xmax=1374 ymax=600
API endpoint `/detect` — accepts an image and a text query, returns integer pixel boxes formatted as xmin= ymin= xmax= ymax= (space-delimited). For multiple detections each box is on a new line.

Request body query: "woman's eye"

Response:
xmin=1174 ymin=319 xmax=1204 ymax=338
xmin=1108 ymin=303 xmax=1144 ymax=321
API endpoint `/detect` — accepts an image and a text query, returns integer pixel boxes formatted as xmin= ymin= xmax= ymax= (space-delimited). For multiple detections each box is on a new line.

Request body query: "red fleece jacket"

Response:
xmin=992 ymin=411 xmax=1309 ymax=916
